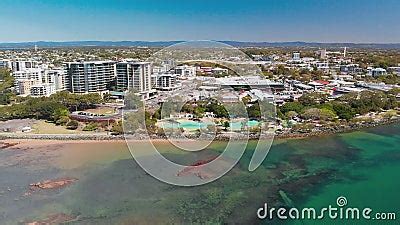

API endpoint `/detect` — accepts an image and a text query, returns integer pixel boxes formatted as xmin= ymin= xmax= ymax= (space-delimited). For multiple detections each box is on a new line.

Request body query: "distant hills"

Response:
xmin=1 ymin=41 xmax=400 ymax=49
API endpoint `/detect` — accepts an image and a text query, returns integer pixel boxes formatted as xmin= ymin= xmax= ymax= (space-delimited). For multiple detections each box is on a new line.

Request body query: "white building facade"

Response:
xmin=64 ymin=61 xmax=116 ymax=94
xmin=13 ymin=68 xmax=45 ymax=94
xmin=155 ymin=73 xmax=181 ymax=91
xmin=10 ymin=59 xmax=39 ymax=72
xmin=45 ymin=69 xmax=66 ymax=91
xmin=116 ymin=61 xmax=154 ymax=99
xmin=174 ymin=65 xmax=197 ymax=78
xmin=30 ymin=83 xmax=56 ymax=97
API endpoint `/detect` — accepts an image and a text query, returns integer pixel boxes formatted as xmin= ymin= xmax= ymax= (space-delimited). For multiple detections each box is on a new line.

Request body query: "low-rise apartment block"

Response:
xmin=30 ymin=83 xmax=56 ymax=97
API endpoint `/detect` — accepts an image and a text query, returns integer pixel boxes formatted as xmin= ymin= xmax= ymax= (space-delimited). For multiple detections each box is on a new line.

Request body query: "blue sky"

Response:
xmin=0 ymin=0 xmax=399 ymax=43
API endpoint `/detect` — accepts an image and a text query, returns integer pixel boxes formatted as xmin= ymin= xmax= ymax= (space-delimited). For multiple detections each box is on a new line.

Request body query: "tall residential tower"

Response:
xmin=64 ymin=61 xmax=116 ymax=94
xmin=116 ymin=61 xmax=154 ymax=99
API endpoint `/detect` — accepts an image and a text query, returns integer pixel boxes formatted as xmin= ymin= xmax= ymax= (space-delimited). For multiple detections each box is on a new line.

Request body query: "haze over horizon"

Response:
xmin=0 ymin=0 xmax=399 ymax=43
xmin=1 ymin=40 xmax=400 ymax=45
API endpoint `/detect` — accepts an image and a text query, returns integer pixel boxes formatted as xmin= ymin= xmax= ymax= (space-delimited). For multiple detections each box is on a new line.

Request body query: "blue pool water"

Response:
xmin=160 ymin=120 xmax=260 ymax=131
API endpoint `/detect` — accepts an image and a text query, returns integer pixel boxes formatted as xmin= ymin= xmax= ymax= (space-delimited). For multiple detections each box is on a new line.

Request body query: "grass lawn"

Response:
xmin=32 ymin=120 xmax=80 ymax=134
xmin=84 ymin=107 xmax=116 ymax=115
xmin=32 ymin=120 xmax=109 ymax=135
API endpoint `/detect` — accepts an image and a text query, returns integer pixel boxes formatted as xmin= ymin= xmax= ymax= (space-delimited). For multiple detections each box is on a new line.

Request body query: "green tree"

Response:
xmin=66 ymin=120 xmax=79 ymax=130
xmin=280 ymin=102 xmax=305 ymax=114
xmin=320 ymin=108 xmax=337 ymax=121
xmin=298 ymin=93 xmax=328 ymax=106
xmin=111 ymin=121 xmax=124 ymax=135
xmin=0 ymin=69 xmax=15 ymax=105
xmin=301 ymin=108 xmax=321 ymax=120
xmin=206 ymin=101 xmax=229 ymax=118
xmin=53 ymin=108 xmax=70 ymax=122
xmin=332 ymin=103 xmax=356 ymax=120
xmin=242 ymin=95 xmax=252 ymax=105
xmin=83 ymin=122 xmax=99 ymax=131
xmin=247 ymin=102 xmax=261 ymax=119
xmin=286 ymin=111 xmax=298 ymax=119
xmin=223 ymin=121 xmax=230 ymax=131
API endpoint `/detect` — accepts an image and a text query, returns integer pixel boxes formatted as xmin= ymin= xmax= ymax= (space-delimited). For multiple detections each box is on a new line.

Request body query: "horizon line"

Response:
xmin=1 ymin=40 xmax=400 ymax=45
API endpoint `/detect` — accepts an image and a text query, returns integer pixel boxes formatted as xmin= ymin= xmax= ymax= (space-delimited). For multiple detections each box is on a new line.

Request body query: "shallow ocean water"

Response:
xmin=0 ymin=124 xmax=398 ymax=224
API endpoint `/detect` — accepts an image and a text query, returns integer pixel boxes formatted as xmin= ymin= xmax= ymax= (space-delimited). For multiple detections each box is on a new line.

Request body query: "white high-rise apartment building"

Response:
xmin=13 ymin=68 xmax=46 ymax=94
xmin=14 ymin=68 xmax=67 ymax=95
xmin=10 ymin=59 xmax=39 ymax=72
xmin=64 ymin=61 xmax=116 ymax=94
xmin=155 ymin=73 xmax=181 ymax=91
xmin=13 ymin=68 xmax=45 ymax=82
xmin=44 ymin=69 xmax=66 ymax=91
xmin=116 ymin=61 xmax=154 ymax=99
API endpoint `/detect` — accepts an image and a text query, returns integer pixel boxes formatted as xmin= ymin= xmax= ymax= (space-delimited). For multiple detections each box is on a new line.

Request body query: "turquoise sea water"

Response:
xmin=0 ymin=124 xmax=398 ymax=224
xmin=288 ymin=125 xmax=400 ymax=225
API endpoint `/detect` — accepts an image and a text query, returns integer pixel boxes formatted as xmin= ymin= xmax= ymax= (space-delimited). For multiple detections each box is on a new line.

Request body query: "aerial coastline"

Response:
xmin=1 ymin=1 xmax=399 ymax=224
xmin=1 ymin=116 xmax=398 ymax=143
xmin=1 ymin=43 xmax=399 ymax=147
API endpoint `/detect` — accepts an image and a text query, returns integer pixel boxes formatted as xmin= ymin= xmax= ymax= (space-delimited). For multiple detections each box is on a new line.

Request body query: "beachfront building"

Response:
xmin=30 ymin=83 xmax=56 ymax=97
xmin=64 ymin=61 xmax=116 ymax=94
xmin=16 ymin=79 xmax=37 ymax=96
xmin=116 ymin=61 xmax=155 ymax=99
xmin=44 ymin=69 xmax=66 ymax=91
xmin=12 ymin=68 xmax=45 ymax=82
xmin=13 ymin=68 xmax=66 ymax=95
xmin=12 ymin=68 xmax=45 ymax=86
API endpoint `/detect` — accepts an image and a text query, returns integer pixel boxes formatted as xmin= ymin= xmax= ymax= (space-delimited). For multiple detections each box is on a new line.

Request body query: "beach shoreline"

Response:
xmin=0 ymin=118 xmax=399 ymax=146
